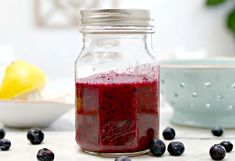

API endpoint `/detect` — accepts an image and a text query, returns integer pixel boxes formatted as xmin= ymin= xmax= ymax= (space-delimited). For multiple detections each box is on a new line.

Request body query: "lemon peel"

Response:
xmin=0 ymin=60 xmax=46 ymax=99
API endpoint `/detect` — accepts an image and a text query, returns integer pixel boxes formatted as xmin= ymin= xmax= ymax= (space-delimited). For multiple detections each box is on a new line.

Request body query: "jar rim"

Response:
xmin=80 ymin=9 xmax=155 ymax=33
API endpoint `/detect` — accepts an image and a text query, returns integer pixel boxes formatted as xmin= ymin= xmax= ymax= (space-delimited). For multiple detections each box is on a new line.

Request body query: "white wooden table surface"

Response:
xmin=1 ymin=109 xmax=235 ymax=161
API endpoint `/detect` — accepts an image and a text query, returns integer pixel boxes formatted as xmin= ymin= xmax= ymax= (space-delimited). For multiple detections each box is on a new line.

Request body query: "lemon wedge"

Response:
xmin=0 ymin=60 xmax=46 ymax=99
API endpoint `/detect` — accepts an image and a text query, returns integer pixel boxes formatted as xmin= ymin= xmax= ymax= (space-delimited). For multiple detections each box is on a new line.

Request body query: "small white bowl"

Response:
xmin=0 ymin=98 xmax=74 ymax=128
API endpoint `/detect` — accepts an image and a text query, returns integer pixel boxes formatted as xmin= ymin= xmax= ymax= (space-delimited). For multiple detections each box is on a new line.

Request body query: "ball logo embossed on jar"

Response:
xmin=101 ymin=120 xmax=136 ymax=144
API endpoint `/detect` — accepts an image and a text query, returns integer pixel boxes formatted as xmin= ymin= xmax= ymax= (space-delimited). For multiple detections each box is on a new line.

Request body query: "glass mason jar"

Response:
xmin=75 ymin=9 xmax=159 ymax=157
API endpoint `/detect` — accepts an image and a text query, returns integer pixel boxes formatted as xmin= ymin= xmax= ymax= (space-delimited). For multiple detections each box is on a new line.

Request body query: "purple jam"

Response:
xmin=76 ymin=70 xmax=159 ymax=153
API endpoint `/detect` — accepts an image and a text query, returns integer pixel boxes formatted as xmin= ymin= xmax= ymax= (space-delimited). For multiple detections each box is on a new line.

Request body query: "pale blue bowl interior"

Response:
xmin=161 ymin=58 xmax=235 ymax=65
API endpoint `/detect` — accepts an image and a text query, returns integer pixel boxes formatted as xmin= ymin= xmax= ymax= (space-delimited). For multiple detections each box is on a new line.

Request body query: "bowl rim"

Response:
xmin=0 ymin=93 xmax=74 ymax=105
xmin=0 ymin=99 xmax=73 ymax=105
xmin=160 ymin=58 xmax=235 ymax=69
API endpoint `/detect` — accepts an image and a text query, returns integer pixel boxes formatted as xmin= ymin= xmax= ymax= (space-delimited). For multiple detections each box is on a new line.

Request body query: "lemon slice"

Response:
xmin=0 ymin=60 xmax=46 ymax=99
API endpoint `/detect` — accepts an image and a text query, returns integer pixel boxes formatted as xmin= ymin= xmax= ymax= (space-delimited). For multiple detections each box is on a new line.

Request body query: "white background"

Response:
xmin=0 ymin=0 xmax=234 ymax=83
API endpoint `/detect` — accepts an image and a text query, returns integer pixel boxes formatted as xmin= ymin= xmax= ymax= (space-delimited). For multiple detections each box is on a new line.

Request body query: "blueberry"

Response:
xmin=167 ymin=141 xmax=185 ymax=156
xmin=163 ymin=127 xmax=175 ymax=140
xmin=220 ymin=141 xmax=233 ymax=152
xmin=37 ymin=148 xmax=54 ymax=161
xmin=211 ymin=127 xmax=223 ymax=137
xmin=0 ymin=139 xmax=11 ymax=151
xmin=115 ymin=156 xmax=131 ymax=161
xmin=149 ymin=139 xmax=166 ymax=156
xmin=0 ymin=128 xmax=5 ymax=139
xmin=210 ymin=144 xmax=226 ymax=160
xmin=27 ymin=128 xmax=44 ymax=145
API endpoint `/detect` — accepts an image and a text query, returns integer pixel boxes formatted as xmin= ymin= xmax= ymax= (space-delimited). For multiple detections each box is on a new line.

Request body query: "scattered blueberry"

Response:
xmin=149 ymin=139 xmax=166 ymax=156
xmin=211 ymin=127 xmax=224 ymax=137
xmin=37 ymin=148 xmax=54 ymax=161
xmin=210 ymin=144 xmax=226 ymax=160
xmin=167 ymin=141 xmax=185 ymax=156
xmin=0 ymin=128 xmax=5 ymax=139
xmin=220 ymin=141 xmax=233 ymax=152
xmin=27 ymin=128 xmax=44 ymax=145
xmin=163 ymin=127 xmax=175 ymax=140
xmin=0 ymin=139 xmax=11 ymax=151
xmin=115 ymin=156 xmax=131 ymax=161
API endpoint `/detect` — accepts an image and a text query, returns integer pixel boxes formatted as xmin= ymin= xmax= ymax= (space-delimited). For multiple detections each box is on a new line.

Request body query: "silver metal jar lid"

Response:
xmin=80 ymin=9 xmax=154 ymax=33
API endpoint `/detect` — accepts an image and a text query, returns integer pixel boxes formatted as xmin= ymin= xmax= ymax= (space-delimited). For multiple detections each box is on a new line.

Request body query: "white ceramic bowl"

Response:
xmin=0 ymin=98 xmax=74 ymax=128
